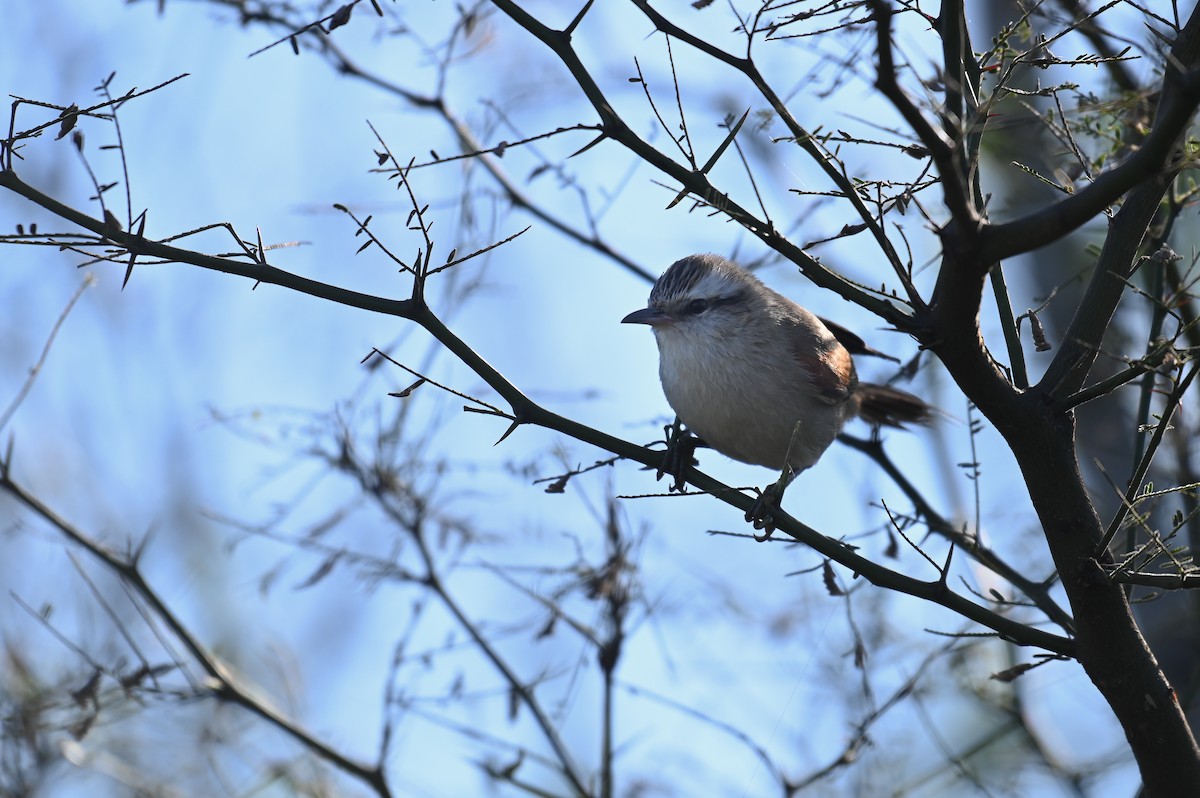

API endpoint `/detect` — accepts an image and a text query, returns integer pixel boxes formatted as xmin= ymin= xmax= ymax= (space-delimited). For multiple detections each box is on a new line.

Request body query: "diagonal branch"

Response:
xmin=488 ymin=0 xmax=917 ymax=327
xmin=630 ymin=0 xmax=924 ymax=308
xmin=838 ymin=433 xmax=1075 ymax=634
xmin=0 ymin=472 xmax=394 ymax=798
xmin=1 ymin=161 xmax=1072 ymax=662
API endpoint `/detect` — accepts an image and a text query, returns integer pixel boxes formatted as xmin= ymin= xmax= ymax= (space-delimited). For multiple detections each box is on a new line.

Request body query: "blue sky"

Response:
xmin=0 ymin=2 xmax=1145 ymax=796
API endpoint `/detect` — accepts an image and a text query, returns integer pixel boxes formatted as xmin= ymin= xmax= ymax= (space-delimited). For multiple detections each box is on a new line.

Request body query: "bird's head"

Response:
xmin=621 ymin=254 xmax=767 ymax=340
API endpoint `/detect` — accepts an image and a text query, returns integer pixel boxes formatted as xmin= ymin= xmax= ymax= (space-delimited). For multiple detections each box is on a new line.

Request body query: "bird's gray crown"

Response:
xmin=649 ymin=253 xmax=759 ymax=306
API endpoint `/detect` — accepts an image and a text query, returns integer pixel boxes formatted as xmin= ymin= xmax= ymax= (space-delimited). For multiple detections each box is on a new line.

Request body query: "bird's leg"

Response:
xmin=747 ymin=467 xmax=796 ymax=541
xmin=748 ymin=420 xmax=807 ymax=540
xmin=659 ymin=417 xmax=703 ymax=493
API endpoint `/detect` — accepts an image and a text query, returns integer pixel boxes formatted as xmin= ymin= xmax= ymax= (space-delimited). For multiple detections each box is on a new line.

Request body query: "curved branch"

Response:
xmin=981 ymin=9 xmax=1200 ymax=263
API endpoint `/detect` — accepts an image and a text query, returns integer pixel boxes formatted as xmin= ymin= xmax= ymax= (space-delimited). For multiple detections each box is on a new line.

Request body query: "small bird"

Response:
xmin=622 ymin=253 xmax=932 ymax=533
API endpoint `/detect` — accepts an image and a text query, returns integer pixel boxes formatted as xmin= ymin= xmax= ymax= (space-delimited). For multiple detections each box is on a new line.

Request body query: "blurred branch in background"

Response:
xmin=4 ymin=1 xmax=1200 ymax=796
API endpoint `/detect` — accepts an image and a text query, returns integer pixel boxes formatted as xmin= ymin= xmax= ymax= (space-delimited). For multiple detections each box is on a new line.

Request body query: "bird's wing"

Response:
xmin=786 ymin=318 xmax=857 ymax=404
xmin=818 ymin=317 xmax=900 ymax=363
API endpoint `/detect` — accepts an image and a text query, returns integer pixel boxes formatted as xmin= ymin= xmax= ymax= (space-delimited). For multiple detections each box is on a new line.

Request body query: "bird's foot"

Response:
xmin=658 ymin=418 xmax=703 ymax=493
xmin=747 ymin=470 xmax=794 ymax=541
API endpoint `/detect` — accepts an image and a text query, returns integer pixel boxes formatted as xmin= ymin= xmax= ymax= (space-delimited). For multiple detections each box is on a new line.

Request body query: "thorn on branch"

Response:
xmin=103 ymin=209 xmax=122 ymax=236
xmin=936 ymin=543 xmax=956 ymax=591
xmin=569 ymin=132 xmax=607 ymax=159
xmin=495 ymin=416 xmax=523 ymax=445
xmin=564 ymin=0 xmax=596 ymax=37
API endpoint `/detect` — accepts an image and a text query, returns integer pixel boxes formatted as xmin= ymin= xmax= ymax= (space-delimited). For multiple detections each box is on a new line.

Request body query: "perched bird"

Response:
xmin=622 ymin=253 xmax=931 ymax=533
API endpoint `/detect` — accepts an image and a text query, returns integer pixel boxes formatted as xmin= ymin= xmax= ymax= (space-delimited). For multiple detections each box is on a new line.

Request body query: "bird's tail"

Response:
xmin=851 ymin=383 xmax=935 ymax=428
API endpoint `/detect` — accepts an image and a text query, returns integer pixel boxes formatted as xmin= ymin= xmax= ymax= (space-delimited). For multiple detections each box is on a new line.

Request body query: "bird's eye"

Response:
xmin=684 ymin=298 xmax=709 ymax=315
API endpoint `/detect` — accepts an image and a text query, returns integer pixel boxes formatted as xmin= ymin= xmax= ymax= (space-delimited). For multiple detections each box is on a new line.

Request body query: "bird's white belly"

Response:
xmin=657 ymin=340 xmax=847 ymax=472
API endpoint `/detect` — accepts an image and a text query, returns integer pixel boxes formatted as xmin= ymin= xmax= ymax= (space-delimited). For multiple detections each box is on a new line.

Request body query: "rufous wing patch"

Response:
xmin=792 ymin=342 xmax=856 ymax=404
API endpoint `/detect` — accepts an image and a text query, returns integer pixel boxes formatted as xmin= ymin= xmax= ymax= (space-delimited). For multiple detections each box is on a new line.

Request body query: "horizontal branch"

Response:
xmin=0 ymin=168 xmax=416 ymax=319
xmin=1108 ymin=569 xmax=1200 ymax=589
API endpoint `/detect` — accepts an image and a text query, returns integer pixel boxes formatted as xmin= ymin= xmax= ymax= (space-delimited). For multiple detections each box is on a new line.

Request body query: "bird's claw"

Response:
xmin=658 ymin=419 xmax=701 ymax=493
xmin=747 ymin=492 xmax=779 ymax=541
xmin=747 ymin=470 xmax=794 ymax=541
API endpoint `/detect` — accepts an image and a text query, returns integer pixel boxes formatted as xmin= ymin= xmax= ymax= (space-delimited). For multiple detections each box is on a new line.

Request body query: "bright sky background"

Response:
xmin=0 ymin=2 xmax=1156 ymax=796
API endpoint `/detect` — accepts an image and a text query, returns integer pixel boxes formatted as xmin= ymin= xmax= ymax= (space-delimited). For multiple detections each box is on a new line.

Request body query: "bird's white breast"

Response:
xmin=654 ymin=329 xmax=848 ymax=472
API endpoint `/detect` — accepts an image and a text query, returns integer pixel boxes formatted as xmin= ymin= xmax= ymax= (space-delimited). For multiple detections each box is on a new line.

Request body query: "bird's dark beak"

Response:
xmin=622 ymin=306 xmax=670 ymax=326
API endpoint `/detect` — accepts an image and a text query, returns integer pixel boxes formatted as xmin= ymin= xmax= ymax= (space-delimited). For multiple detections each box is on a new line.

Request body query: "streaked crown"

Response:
xmin=649 ymin=253 xmax=763 ymax=310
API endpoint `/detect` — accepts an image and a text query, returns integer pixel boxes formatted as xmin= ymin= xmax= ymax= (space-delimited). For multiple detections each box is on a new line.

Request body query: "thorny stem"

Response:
xmin=1 ymin=156 xmax=1072 ymax=659
xmin=488 ymin=0 xmax=916 ymax=327
xmin=0 ymin=472 xmax=394 ymax=798
xmin=407 ymin=520 xmax=591 ymax=796
xmin=838 ymin=433 xmax=1075 ymax=634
